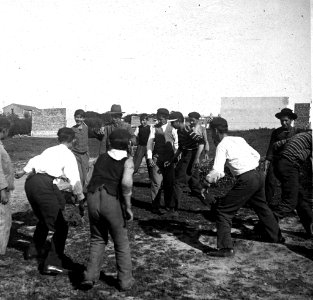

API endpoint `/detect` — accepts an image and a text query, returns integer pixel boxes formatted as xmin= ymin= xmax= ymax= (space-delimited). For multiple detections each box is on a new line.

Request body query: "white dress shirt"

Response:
xmin=206 ymin=136 xmax=260 ymax=183
xmin=146 ymin=123 xmax=178 ymax=159
xmin=23 ymin=144 xmax=84 ymax=200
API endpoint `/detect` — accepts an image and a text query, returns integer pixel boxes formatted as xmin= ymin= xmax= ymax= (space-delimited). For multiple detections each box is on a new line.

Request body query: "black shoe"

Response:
xmin=80 ymin=280 xmax=95 ymax=290
xmin=207 ymin=248 xmax=235 ymax=257
xmin=151 ymin=208 xmax=164 ymax=215
xmin=42 ymin=265 xmax=66 ymax=275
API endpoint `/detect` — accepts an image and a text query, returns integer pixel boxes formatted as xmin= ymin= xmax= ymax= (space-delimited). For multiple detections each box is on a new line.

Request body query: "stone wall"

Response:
xmin=294 ymin=103 xmax=311 ymax=129
xmin=31 ymin=108 xmax=66 ymax=137
xmin=220 ymin=97 xmax=289 ymax=130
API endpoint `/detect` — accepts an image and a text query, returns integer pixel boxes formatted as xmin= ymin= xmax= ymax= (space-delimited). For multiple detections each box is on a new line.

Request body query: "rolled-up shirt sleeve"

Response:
xmin=206 ymin=143 xmax=226 ymax=183
xmin=146 ymin=126 xmax=155 ymax=159
xmin=121 ymin=157 xmax=134 ymax=197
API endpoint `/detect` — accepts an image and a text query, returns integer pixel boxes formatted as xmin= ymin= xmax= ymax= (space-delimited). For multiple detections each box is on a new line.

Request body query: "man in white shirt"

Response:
xmin=15 ymin=127 xmax=84 ymax=274
xmin=205 ymin=118 xmax=283 ymax=257
xmin=146 ymin=108 xmax=178 ymax=215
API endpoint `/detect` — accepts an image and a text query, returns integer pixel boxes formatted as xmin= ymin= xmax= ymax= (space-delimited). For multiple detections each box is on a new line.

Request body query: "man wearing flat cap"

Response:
xmin=264 ymin=108 xmax=303 ymax=207
xmin=96 ymin=104 xmax=137 ymax=155
xmin=205 ymin=117 xmax=283 ymax=257
xmin=188 ymin=112 xmax=210 ymax=161
xmin=146 ymin=108 xmax=178 ymax=215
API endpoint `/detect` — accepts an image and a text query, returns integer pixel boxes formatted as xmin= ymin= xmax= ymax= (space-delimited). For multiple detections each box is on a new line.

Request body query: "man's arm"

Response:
xmin=206 ymin=144 xmax=226 ymax=183
xmin=121 ymin=157 xmax=134 ymax=221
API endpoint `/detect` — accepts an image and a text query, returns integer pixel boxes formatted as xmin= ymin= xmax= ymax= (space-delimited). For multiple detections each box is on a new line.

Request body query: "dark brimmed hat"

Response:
xmin=209 ymin=117 xmax=228 ymax=129
xmin=188 ymin=112 xmax=201 ymax=119
xmin=168 ymin=111 xmax=184 ymax=122
xmin=156 ymin=108 xmax=169 ymax=116
xmin=275 ymin=108 xmax=297 ymax=120
xmin=109 ymin=104 xmax=124 ymax=115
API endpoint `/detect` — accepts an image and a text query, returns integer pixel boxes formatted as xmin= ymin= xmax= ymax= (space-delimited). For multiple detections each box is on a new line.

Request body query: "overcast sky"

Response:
xmin=0 ymin=0 xmax=311 ymax=116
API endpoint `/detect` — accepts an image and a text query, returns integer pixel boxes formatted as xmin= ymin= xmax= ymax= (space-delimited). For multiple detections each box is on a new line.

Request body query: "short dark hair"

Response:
xmin=210 ymin=117 xmax=228 ymax=134
xmin=188 ymin=112 xmax=201 ymax=119
xmin=140 ymin=113 xmax=148 ymax=121
xmin=74 ymin=109 xmax=86 ymax=118
xmin=109 ymin=129 xmax=131 ymax=150
xmin=169 ymin=111 xmax=184 ymax=122
xmin=57 ymin=127 xmax=75 ymax=143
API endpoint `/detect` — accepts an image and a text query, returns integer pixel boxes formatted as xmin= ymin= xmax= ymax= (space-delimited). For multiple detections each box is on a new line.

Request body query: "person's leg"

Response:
xmin=133 ymin=145 xmax=145 ymax=173
xmin=172 ymin=152 xmax=189 ymax=211
xmin=265 ymin=163 xmax=278 ymax=207
xmin=187 ymin=150 xmax=205 ymax=199
xmin=100 ymin=190 xmax=133 ymax=289
xmin=84 ymin=190 xmax=108 ymax=282
xmin=150 ymin=160 xmax=163 ymax=212
xmin=44 ymin=210 xmax=69 ymax=268
xmin=296 ymin=183 xmax=313 ymax=236
xmin=24 ymin=175 xmax=56 ymax=259
xmin=272 ymin=158 xmax=300 ymax=220
xmin=81 ymin=153 xmax=90 ymax=191
xmin=215 ymin=171 xmax=259 ymax=250
xmin=162 ymin=163 xmax=175 ymax=210
xmin=248 ymin=171 xmax=282 ymax=243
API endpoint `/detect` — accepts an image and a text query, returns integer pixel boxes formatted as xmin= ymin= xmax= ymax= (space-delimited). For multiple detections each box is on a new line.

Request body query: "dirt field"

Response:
xmin=0 ymin=167 xmax=312 ymax=300
xmin=1 ymin=134 xmax=312 ymax=299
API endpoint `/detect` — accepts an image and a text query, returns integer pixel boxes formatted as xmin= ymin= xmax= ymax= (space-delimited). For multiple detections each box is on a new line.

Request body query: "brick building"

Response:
xmin=2 ymin=103 xmax=38 ymax=118
xmin=31 ymin=108 xmax=66 ymax=137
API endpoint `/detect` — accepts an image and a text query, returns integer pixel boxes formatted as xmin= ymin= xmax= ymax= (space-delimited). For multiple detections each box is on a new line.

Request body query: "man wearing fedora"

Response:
xmin=264 ymin=108 xmax=303 ymax=207
xmin=96 ymin=105 xmax=137 ymax=155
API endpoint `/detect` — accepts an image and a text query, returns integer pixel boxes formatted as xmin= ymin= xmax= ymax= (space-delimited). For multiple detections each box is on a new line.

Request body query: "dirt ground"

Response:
xmin=1 ymin=166 xmax=313 ymax=299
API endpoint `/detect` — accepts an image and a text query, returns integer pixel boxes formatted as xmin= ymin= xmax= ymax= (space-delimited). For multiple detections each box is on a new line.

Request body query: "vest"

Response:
xmin=138 ymin=125 xmax=151 ymax=146
xmin=87 ymin=153 xmax=127 ymax=196
xmin=153 ymin=123 xmax=175 ymax=161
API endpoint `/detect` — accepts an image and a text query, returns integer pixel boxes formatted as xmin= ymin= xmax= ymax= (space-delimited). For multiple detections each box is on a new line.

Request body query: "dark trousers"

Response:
xmin=84 ymin=188 xmax=133 ymax=285
xmin=150 ymin=157 xmax=175 ymax=209
xmin=272 ymin=158 xmax=313 ymax=231
xmin=172 ymin=149 xmax=202 ymax=210
xmin=25 ymin=173 xmax=68 ymax=268
xmin=133 ymin=145 xmax=151 ymax=177
xmin=265 ymin=162 xmax=280 ymax=206
xmin=215 ymin=169 xmax=281 ymax=249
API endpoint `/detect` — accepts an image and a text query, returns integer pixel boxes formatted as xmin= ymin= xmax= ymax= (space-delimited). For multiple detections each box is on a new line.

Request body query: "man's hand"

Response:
xmin=126 ymin=207 xmax=133 ymax=221
xmin=14 ymin=170 xmax=26 ymax=179
xmin=263 ymin=160 xmax=270 ymax=175
xmin=204 ymin=152 xmax=209 ymax=161
xmin=193 ymin=158 xmax=200 ymax=169
xmin=148 ymin=158 xmax=156 ymax=168
xmin=0 ymin=189 xmax=9 ymax=205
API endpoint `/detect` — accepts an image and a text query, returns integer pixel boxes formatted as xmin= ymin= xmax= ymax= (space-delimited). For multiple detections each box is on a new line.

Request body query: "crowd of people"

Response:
xmin=0 ymin=104 xmax=311 ymax=292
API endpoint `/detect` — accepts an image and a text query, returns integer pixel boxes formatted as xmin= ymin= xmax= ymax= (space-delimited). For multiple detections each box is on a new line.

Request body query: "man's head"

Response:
xmin=140 ymin=113 xmax=149 ymax=126
xmin=57 ymin=127 xmax=76 ymax=148
xmin=169 ymin=111 xmax=185 ymax=130
xmin=109 ymin=129 xmax=131 ymax=151
xmin=275 ymin=108 xmax=297 ymax=129
xmin=156 ymin=108 xmax=169 ymax=125
xmin=209 ymin=117 xmax=228 ymax=145
xmin=188 ymin=111 xmax=201 ymax=128
xmin=0 ymin=118 xmax=10 ymax=140
xmin=109 ymin=104 xmax=124 ymax=126
xmin=74 ymin=109 xmax=86 ymax=125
